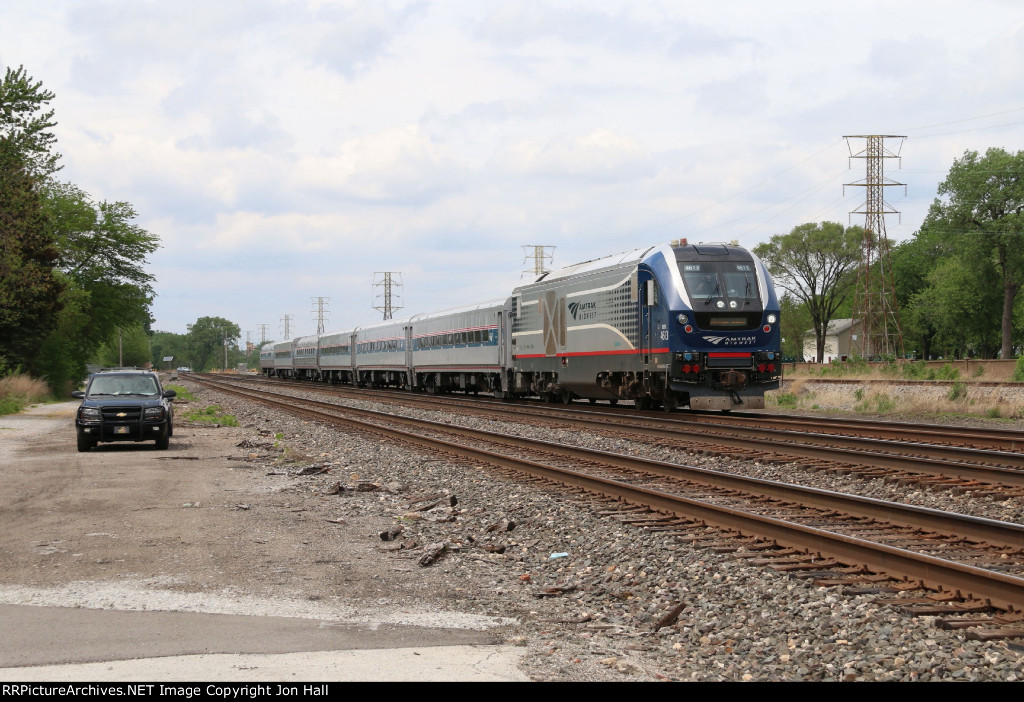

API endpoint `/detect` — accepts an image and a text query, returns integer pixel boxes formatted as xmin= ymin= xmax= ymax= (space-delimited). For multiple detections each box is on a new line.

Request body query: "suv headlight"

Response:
xmin=144 ymin=407 xmax=165 ymax=420
xmin=79 ymin=408 xmax=101 ymax=422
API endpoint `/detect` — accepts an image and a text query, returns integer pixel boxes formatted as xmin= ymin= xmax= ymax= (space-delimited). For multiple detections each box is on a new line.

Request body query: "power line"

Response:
xmin=372 ymin=273 xmax=403 ymax=321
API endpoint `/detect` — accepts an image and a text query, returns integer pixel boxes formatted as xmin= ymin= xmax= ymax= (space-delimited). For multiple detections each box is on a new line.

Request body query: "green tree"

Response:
xmin=92 ymin=325 xmax=152 ymax=368
xmin=150 ymin=330 xmax=191 ymax=370
xmin=0 ymin=65 xmax=61 ymax=179
xmin=778 ymin=294 xmax=812 ymax=361
xmin=753 ymin=222 xmax=863 ymax=363
xmin=927 ymin=148 xmax=1024 ymax=358
xmin=906 ymin=258 xmax=1001 ymax=359
xmin=33 ymin=183 xmax=159 ymax=388
xmin=187 ymin=317 xmax=241 ymax=371
xmin=0 ymin=150 xmax=64 ymax=376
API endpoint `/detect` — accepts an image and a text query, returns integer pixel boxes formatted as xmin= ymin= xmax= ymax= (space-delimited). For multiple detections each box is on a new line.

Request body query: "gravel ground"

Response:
xmin=179 ymin=378 xmax=1024 ymax=682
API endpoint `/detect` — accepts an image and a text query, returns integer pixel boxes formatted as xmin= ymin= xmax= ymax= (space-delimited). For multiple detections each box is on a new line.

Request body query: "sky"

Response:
xmin=4 ymin=0 xmax=1024 ymax=345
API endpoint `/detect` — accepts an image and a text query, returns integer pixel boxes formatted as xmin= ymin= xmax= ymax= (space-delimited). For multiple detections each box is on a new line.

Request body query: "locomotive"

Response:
xmin=260 ymin=240 xmax=781 ymax=411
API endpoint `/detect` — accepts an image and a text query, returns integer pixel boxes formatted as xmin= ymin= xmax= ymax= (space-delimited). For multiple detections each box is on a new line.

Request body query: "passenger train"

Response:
xmin=260 ymin=240 xmax=782 ymax=411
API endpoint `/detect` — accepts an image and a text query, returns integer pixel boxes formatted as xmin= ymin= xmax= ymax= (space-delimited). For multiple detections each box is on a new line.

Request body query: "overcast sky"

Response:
xmin=4 ymin=0 xmax=1024 ymax=343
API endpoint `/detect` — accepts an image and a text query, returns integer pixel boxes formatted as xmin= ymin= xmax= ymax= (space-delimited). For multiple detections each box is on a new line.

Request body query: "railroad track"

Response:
xmin=193 ymin=374 xmax=1024 ymax=618
xmin=199 ymin=374 xmax=1024 ymax=494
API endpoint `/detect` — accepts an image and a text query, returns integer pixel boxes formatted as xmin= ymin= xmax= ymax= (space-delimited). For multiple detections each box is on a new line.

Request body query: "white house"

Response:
xmin=802 ymin=318 xmax=863 ymax=363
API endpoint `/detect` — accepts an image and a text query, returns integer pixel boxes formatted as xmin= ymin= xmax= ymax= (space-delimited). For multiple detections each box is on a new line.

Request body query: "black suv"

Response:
xmin=72 ymin=370 xmax=176 ymax=452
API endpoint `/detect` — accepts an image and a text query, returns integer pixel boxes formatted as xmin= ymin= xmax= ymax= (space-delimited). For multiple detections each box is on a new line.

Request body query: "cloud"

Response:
xmin=311 ymin=1 xmax=429 ymax=79
xmin=496 ymin=128 xmax=654 ymax=182
xmin=291 ymin=125 xmax=463 ymax=203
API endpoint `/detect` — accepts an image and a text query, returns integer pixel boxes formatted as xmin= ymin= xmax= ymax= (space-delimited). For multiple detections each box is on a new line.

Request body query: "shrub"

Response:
xmin=1013 ymin=356 xmax=1024 ymax=382
xmin=874 ymin=394 xmax=895 ymax=412
xmin=947 ymin=382 xmax=967 ymax=401
xmin=0 ymin=372 xmax=52 ymax=416
xmin=774 ymin=393 xmax=798 ymax=408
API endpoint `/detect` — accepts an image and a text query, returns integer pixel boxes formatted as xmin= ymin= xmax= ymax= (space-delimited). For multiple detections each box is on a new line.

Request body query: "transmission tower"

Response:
xmin=257 ymin=324 xmax=269 ymax=344
xmin=522 ymin=245 xmax=555 ymax=277
xmin=372 ymin=272 xmax=403 ymax=320
xmin=280 ymin=314 xmax=293 ymax=340
xmin=311 ymin=297 xmax=330 ymax=335
xmin=843 ymin=135 xmax=907 ymax=359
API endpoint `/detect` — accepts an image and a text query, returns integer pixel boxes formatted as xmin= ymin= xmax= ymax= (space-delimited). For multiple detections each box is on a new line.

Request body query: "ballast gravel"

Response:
xmin=172 ymin=381 xmax=1024 ymax=681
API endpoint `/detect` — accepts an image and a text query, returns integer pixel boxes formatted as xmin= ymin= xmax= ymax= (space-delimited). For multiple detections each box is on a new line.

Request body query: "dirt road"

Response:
xmin=0 ymin=401 xmax=526 ymax=681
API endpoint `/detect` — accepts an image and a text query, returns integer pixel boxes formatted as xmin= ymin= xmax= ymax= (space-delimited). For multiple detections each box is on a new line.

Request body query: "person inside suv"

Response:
xmin=72 ymin=370 xmax=176 ymax=452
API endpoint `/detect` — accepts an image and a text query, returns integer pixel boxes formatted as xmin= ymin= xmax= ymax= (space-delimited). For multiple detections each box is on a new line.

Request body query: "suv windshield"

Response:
xmin=88 ymin=375 xmax=160 ymax=396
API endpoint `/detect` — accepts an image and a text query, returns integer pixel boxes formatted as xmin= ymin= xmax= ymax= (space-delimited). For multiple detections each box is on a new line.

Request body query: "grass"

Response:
xmin=165 ymin=384 xmax=197 ymax=402
xmin=0 ymin=373 xmax=53 ymax=416
xmin=182 ymin=404 xmax=240 ymax=426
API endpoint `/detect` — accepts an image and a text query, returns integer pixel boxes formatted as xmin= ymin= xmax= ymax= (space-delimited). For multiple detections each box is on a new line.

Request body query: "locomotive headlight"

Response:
xmin=677 ymin=314 xmax=688 ymax=325
xmin=767 ymin=314 xmax=777 ymax=324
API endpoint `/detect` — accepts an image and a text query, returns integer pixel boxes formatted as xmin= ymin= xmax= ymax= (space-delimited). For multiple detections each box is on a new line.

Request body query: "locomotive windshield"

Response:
xmin=678 ymin=261 xmax=760 ymax=310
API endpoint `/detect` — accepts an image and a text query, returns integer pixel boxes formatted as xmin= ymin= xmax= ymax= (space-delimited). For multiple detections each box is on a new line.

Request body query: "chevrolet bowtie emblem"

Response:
xmin=117 ymin=412 xmax=127 ymax=418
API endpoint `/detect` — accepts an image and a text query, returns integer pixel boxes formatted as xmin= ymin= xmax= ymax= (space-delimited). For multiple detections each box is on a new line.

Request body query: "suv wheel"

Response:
xmin=77 ymin=434 xmax=95 ymax=453
xmin=155 ymin=435 xmax=170 ymax=450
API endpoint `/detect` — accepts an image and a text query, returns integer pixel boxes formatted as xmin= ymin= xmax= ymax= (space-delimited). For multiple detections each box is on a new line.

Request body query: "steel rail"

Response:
xmin=212 ymin=375 xmax=1024 ymax=487
xmin=196 ymin=376 xmax=1024 ymax=611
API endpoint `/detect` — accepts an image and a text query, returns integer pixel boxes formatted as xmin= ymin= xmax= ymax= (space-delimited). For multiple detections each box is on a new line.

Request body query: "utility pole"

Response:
xmin=843 ymin=135 xmax=907 ymax=359
xmin=372 ymin=272 xmax=403 ymax=320
xmin=522 ymin=245 xmax=554 ymax=278
xmin=281 ymin=314 xmax=293 ymax=340
xmin=311 ymin=297 xmax=330 ymax=335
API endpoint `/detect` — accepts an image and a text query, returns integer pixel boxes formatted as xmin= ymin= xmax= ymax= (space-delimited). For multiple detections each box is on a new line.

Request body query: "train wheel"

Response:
xmin=588 ymin=398 xmax=597 ymax=405
xmin=561 ymin=389 xmax=573 ymax=404
xmin=608 ymin=399 xmax=618 ymax=406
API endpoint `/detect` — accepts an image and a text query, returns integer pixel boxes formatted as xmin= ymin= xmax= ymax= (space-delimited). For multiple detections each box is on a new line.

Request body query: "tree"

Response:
xmin=187 ymin=317 xmax=241 ymax=371
xmin=778 ymin=294 xmax=812 ymax=361
xmin=928 ymin=148 xmax=1024 ymax=358
xmin=753 ymin=222 xmax=863 ymax=363
xmin=33 ymin=184 xmax=159 ymax=388
xmin=0 ymin=65 xmax=61 ymax=179
xmin=0 ymin=150 xmax=64 ymax=376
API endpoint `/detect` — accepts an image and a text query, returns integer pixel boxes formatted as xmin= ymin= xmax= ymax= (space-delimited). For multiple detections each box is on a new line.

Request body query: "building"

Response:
xmin=802 ymin=318 xmax=863 ymax=363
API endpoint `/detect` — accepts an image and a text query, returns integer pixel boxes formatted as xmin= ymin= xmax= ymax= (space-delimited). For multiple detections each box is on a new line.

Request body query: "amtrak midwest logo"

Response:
xmin=702 ymin=335 xmax=757 ymax=346
xmin=568 ymin=301 xmax=598 ymax=320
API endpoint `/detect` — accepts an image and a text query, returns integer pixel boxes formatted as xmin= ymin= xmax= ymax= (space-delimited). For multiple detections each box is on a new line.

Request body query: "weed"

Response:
xmin=986 ymin=407 xmax=1002 ymax=419
xmin=774 ymin=393 xmax=798 ymax=408
xmin=0 ymin=372 xmax=52 ymax=415
xmin=874 ymin=394 xmax=895 ymax=412
xmin=947 ymin=382 xmax=967 ymax=401
xmin=853 ymin=387 xmax=865 ymax=401
xmin=165 ymin=384 xmax=197 ymax=402
xmin=183 ymin=404 xmax=240 ymax=426
xmin=972 ymin=365 xmax=985 ymax=378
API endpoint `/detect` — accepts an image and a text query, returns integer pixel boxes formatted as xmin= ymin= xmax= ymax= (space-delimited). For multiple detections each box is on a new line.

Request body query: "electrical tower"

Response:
xmin=280 ymin=314 xmax=293 ymax=340
xmin=311 ymin=297 xmax=330 ymax=335
xmin=843 ymin=135 xmax=907 ymax=359
xmin=522 ymin=245 xmax=555 ymax=277
xmin=372 ymin=272 xmax=403 ymax=320
xmin=257 ymin=324 xmax=269 ymax=344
